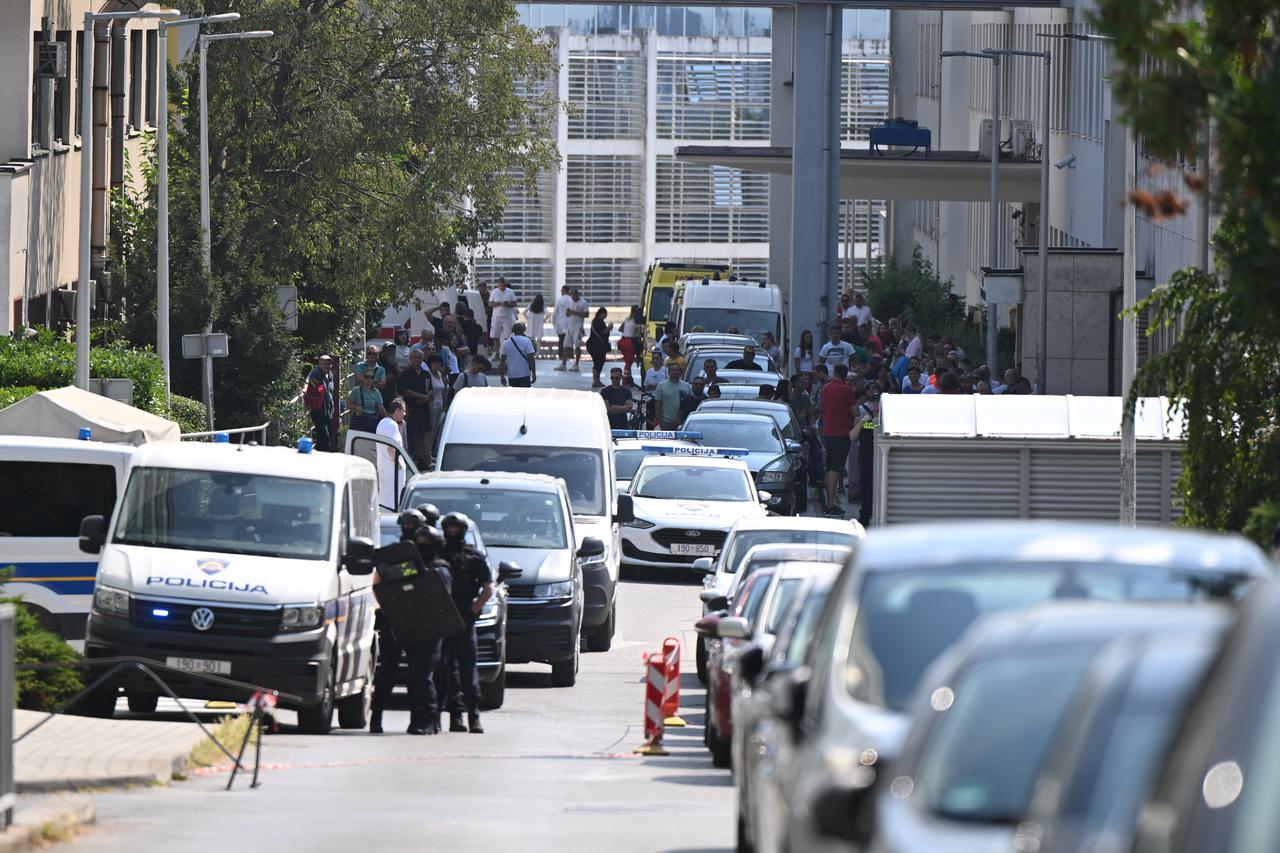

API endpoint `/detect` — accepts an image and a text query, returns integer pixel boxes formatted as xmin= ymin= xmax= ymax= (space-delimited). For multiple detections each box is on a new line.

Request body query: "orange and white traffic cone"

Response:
xmin=635 ymin=651 xmax=668 ymax=756
xmin=661 ymin=636 xmax=686 ymax=727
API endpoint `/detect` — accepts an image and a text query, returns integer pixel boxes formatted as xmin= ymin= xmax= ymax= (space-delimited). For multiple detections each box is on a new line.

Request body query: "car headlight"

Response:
xmin=280 ymin=604 xmax=325 ymax=631
xmin=93 ymin=586 xmax=130 ymax=617
xmin=625 ymin=518 xmax=655 ymax=529
xmin=532 ymin=581 xmax=574 ymax=599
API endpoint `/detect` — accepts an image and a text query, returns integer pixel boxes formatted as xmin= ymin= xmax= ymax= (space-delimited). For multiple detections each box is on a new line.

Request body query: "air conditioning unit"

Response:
xmin=979 ymin=119 xmax=1037 ymax=160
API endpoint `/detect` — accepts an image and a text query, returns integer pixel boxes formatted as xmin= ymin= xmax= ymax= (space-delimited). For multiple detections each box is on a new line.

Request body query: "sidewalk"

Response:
xmin=0 ymin=794 xmax=94 ymax=852
xmin=14 ymin=710 xmax=206 ymax=792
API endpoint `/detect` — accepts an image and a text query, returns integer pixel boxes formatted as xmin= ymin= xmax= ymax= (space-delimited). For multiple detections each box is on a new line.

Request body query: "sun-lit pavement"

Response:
xmin=64 ymin=355 xmax=734 ymax=853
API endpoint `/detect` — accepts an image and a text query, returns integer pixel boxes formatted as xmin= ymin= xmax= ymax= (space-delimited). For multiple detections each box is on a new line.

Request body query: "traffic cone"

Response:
xmin=634 ymin=652 xmax=668 ymax=756
xmin=661 ymin=636 xmax=686 ymax=727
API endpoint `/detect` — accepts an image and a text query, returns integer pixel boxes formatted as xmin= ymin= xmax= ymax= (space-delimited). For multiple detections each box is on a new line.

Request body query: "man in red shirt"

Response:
xmin=820 ymin=363 xmax=855 ymax=516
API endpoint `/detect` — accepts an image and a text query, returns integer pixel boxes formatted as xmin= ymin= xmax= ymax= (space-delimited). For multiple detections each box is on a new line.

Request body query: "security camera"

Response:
xmin=1054 ymin=154 xmax=1077 ymax=170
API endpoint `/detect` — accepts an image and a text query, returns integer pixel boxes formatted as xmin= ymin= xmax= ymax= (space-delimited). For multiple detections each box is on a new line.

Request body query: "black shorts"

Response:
xmin=823 ymin=436 xmax=851 ymax=473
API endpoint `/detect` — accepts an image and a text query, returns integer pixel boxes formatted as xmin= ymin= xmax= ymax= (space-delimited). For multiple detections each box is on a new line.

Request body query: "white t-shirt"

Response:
xmin=502 ymin=334 xmax=536 ymax=379
xmin=843 ymin=304 xmax=872 ymax=326
xmin=553 ymin=294 xmax=573 ymax=334
xmin=904 ymin=334 xmax=923 ymax=359
xmin=643 ymin=365 xmax=668 ymax=390
xmin=621 ymin=318 xmax=640 ymax=338
xmin=375 ymin=416 xmax=405 ymax=508
xmin=490 ymin=286 xmax=518 ymax=318
xmin=818 ymin=341 xmax=855 ymax=367
xmin=566 ymin=298 xmax=588 ymax=335
xmin=793 ymin=346 xmax=814 ymax=373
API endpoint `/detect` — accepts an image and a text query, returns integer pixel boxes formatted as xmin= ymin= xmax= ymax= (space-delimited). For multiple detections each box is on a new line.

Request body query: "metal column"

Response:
xmin=768 ymin=8 xmax=794 ymax=293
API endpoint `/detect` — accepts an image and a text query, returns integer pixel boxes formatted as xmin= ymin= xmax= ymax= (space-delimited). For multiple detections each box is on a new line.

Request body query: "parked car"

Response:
xmin=682 ymin=412 xmax=801 ymax=515
xmin=755 ymin=521 xmax=1271 ymax=853
xmin=1132 ymin=578 xmax=1280 ymax=853
xmin=693 ymin=399 xmax=809 ymax=511
xmin=846 ymin=603 xmax=1229 ymax=853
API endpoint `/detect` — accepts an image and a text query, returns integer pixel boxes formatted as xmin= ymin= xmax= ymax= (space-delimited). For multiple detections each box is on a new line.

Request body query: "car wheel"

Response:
xmin=585 ymin=602 xmax=615 ymax=652
xmin=696 ymin=635 xmax=708 ymax=684
xmin=71 ymin=683 xmax=118 ymax=719
xmin=736 ymin=810 xmax=755 ymax=853
xmin=296 ymin=661 xmax=335 ymax=734
xmin=708 ymin=717 xmax=732 ymax=768
xmin=480 ymin=664 xmax=506 ymax=710
xmin=336 ymin=680 xmax=371 ymax=730
xmin=550 ymin=642 xmax=579 ymax=687
xmin=126 ymin=692 xmax=159 ymax=714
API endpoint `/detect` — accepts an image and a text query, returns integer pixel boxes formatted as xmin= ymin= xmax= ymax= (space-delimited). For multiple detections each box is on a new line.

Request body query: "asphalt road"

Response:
xmin=65 ymin=354 xmax=735 ymax=853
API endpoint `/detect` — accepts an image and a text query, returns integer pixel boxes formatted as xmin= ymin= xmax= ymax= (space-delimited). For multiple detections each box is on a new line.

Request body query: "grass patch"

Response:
xmin=39 ymin=820 xmax=71 ymax=843
xmin=190 ymin=714 xmax=260 ymax=768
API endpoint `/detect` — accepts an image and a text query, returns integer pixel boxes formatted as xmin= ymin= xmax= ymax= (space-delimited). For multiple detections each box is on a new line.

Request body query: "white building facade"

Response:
xmin=474 ymin=3 xmax=891 ymax=307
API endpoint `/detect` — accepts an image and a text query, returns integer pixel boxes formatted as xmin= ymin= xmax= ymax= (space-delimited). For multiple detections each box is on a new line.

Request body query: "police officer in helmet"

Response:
xmin=417 ymin=503 xmax=441 ymax=528
xmin=369 ymin=509 xmax=428 ymax=733
xmin=404 ymin=524 xmax=449 ymax=735
xmin=438 ymin=512 xmax=495 ymax=734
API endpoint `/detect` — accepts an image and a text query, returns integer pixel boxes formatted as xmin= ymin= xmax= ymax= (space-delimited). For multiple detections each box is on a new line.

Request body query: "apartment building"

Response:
xmin=473 ymin=3 xmax=891 ymax=306
xmin=0 ymin=1 xmax=165 ymax=336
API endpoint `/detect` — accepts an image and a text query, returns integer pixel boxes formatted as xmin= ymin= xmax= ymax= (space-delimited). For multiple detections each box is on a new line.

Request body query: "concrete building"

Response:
xmin=0 ymin=0 xmax=163 ymax=337
xmin=474 ymin=3 xmax=891 ymax=307
xmin=888 ymin=0 xmax=1207 ymax=392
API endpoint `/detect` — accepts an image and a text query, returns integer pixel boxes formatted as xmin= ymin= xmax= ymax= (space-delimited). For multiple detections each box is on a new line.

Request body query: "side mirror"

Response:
xmin=717 ymin=616 xmax=750 ymax=640
xmin=694 ymin=614 xmax=721 ymax=637
xmin=344 ymin=536 xmax=376 ymax=575
xmin=738 ymin=645 xmax=766 ymax=685
xmin=813 ymin=781 xmax=877 ymax=842
xmin=757 ymin=490 xmax=773 ymax=504
xmin=614 ymin=493 xmax=635 ymax=525
xmin=498 ymin=561 xmax=523 ymax=581
xmin=78 ymin=515 xmax=106 ymax=554
xmin=700 ymin=592 xmax=729 ymax=611
xmin=770 ymin=665 xmax=811 ymax=734
xmin=785 ymin=439 xmax=802 ymax=454
xmin=692 ymin=557 xmax=715 ymax=575
xmin=577 ymin=536 xmax=606 ymax=559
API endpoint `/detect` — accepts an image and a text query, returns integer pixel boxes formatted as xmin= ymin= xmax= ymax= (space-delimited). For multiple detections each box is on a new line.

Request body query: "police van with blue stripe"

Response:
xmin=78 ymin=436 xmax=380 ymax=734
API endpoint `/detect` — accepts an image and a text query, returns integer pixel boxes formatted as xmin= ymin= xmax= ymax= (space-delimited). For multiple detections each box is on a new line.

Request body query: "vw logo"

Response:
xmin=685 ymin=530 xmax=702 ymax=538
xmin=190 ymin=607 xmax=215 ymax=631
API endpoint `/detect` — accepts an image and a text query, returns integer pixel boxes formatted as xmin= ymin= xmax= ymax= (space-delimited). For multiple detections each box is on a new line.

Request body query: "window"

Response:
xmin=492 ymin=168 xmax=554 ymax=242
xmin=657 ymin=54 xmax=771 ymax=141
xmin=568 ymin=52 xmax=644 ymax=140
xmin=145 ymin=30 xmax=158 ymax=126
xmin=129 ymin=30 xmax=143 ymax=130
xmin=440 ymin=444 xmax=605 ymax=517
xmin=841 ymin=59 xmax=890 ymax=141
xmin=30 ymin=33 xmax=45 ymax=150
xmin=405 ymin=487 xmax=568 ymax=549
xmin=566 ymin=155 xmax=642 ymax=241
xmin=349 ymin=478 xmax=376 ymax=540
xmin=656 ymin=158 xmax=770 ymax=243
xmin=565 ymin=259 xmax=643 ymax=307
xmin=74 ymin=31 xmax=84 ymax=138
xmin=53 ymin=31 xmax=72 ymax=144
xmin=632 ymin=465 xmax=753 ymax=502
xmin=0 ymin=461 xmax=117 ymax=538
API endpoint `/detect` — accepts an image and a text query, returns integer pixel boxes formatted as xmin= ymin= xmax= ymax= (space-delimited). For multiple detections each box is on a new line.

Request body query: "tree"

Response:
xmin=1094 ymin=1 xmax=1280 ymax=537
xmin=114 ymin=0 xmax=558 ymax=427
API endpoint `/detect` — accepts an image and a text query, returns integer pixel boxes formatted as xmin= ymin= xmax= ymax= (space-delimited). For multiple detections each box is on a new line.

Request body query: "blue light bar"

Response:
xmin=612 ymin=430 xmax=703 ymax=440
xmin=640 ymin=444 xmax=750 ymax=458
xmin=152 ymin=608 xmax=170 ymax=618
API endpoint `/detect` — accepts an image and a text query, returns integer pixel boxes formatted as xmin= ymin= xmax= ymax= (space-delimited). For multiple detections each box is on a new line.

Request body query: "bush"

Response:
xmin=0 ymin=599 xmax=84 ymax=712
xmin=0 ymin=329 xmax=165 ymax=416
xmin=0 ymin=386 xmax=39 ymax=411
xmin=169 ymin=394 xmax=208 ymax=434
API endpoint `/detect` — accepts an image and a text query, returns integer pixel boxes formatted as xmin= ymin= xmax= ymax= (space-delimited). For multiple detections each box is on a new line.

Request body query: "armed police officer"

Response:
xmin=439 ymin=512 xmax=495 ymax=734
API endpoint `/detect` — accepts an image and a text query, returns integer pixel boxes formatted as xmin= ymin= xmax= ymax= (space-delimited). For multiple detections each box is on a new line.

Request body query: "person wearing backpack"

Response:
xmin=499 ymin=321 xmax=538 ymax=388
xmin=303 ymin=355 xmax=336 ymax=451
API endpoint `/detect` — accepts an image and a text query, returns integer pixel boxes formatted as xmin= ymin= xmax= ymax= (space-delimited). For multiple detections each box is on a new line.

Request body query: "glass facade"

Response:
xmin=515 ymin=5 xmax=889 ymax=41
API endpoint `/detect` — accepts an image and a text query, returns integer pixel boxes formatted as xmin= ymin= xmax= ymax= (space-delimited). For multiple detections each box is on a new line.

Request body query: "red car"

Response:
xmin=697 ymin=565 xmax=777 ymax=769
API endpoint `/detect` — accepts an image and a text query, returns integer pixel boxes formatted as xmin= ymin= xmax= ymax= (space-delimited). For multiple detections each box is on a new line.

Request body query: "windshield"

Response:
xmin=777 ymin=588 xmax=830 ymax=667
xmin=440 ymin=444 xmax=606 ymax=517
xmin=701 ymin=404 xmax=797 ymax=440
xmin=696 ymin=352 xmax=777 ymax=372
xmin=849 ymin=562 xmax=1257 ymax=712
xmin=683 ymin=307 xmax=780 ymax=345
xmin=723 ymin=529 xmax=855 ymax=573
xmin=633 ymin=465 xmax=752 ymax=502
xmin=684 ymin=417 xmax=781 ymax=453
xmin=615 ymin=449 xmax=647 ymax=481
xmin=405 ymin=486 xmax=566 ymax=549
xmin=735 ymin=570 xmax=776 ymax=625
xmin=920 ymin=649 xmax=1097 ymax=825
xmin=648 ymin=287 xmax=674 ymax=323
xmin=113 ymin=467 xmax=335 ymax=560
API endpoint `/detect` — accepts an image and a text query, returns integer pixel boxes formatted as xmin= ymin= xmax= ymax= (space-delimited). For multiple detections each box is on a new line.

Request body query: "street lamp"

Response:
xmin=941 ymin=50 xmax=1001 ymax=374
xmin=76 ymin=8 xmax=179 ymax=391
xmin=196 ymin=29 xmax=274 ymax=430
xmin=156 ymin=13 xmax=240 ymax=412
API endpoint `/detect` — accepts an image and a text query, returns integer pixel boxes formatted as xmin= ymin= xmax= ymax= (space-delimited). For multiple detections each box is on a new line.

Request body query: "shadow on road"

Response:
xmin=621 ymin=566 xmax=705 ymax=586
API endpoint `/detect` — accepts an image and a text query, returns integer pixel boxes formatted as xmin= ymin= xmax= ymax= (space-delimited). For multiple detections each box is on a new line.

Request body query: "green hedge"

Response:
xmin=0 ymin=330 xmax=165 ymax=416
xmin=7 ymin=599 xmax=83 ymax=711
xmin=0 ymin=385 xmax=39 ymax=411
xmin=169 ymin=394 xmax=208 ymax=434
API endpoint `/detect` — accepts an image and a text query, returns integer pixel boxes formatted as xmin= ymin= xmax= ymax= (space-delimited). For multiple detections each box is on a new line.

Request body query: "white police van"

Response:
xmin=79 ymin=437 xmax=379 ymax=733
xmin=0 ymin=435 xmax=135 ymax=641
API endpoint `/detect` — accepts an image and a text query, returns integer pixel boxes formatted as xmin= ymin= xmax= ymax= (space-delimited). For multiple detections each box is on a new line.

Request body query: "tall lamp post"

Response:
xmin=942 ymin=50 xmax=1001 ymax=373
xmin=197 ymin=28 xmax=274 ymax=429
xmin=76 ymin=8 xmax=178 ymax=390
xmin=156 ymin=13 xmax=240 ymax=412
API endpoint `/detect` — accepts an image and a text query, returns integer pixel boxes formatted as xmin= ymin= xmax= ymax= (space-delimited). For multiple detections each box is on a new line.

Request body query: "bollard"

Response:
xmin=634 ymin=652 xmax=668 ymax=756
xmin=661 ymin=636 xmax=686 ymax=727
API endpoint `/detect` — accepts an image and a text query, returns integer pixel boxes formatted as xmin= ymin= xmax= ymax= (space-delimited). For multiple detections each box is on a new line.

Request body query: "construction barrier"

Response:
xmin=661 ymin=636 xmax=686 ymax=727
xmin=634 ymin=651 xmax=668 ymax=756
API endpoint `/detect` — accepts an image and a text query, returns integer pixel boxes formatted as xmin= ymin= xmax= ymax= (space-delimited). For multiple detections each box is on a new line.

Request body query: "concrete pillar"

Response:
xmin=91 ymin=21 xmax=110 ymax=276
xmin=767 ymin=8 xmax=794 ymax=291
xmin=642 ymin=28 xmax=657 ymax=272
xmin=788 ymin=3 xmax=841 ymax=350
xmin=552 ymin=29 xmax=569 ymax=292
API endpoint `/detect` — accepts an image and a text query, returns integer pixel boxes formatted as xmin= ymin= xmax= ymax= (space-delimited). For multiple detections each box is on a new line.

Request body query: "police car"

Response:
xmin=621 ymin=445 xmax=770 ymax=572
xmin=611 ymin=430 xmax=702 ymax=493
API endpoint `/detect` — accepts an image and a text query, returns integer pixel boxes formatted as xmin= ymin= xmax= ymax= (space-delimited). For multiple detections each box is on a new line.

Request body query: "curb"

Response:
xmin=0 ymin=795 xmax=94 ymax=852
xmin=16 ymin=751 xmax=188 ymax=794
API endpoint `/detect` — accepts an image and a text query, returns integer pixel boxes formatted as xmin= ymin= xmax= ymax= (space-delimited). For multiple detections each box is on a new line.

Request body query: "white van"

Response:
xmin=435 ymin=388 xmax=633 ymax=651
xmin=79 ymin=439 xmax=380 ymax=734
xmin=0 ymin=436 xmax=135 ymax=640
xmin=674 ymin=280 xmax=786 ymax=349
xmin=379 ymin=286 xmax=487 ymax=343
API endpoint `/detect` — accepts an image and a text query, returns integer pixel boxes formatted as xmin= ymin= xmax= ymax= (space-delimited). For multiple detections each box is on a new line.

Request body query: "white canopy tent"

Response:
xmin=0 ymin=386 xmax=180 ymax=445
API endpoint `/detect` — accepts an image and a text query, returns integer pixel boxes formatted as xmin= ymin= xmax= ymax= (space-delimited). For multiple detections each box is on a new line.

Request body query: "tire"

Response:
xmin=71 ymin=683 xmax=118 ymax=719
xmin=794 ymin=473 xmax=808 ymax=514
xmin=550 ymin=641 xmax=579 ymax=687
xmin=336 ymin=680 xmax=371 ymax=730
xmin=696 ymin=635 xmax=708 ymax=685
xmin=297 ymin=663 xmax=335 ymax=735
xmin=736 ymin=811 xmax=756 ymax=853
xmin=480 ymin=665 xmax=506 ymax=710
xmin=585 ymin=602 xmax=615 ymax=652
xmin=126 ymin=692 xmax=159 ymax=714
xmin=709 ymin=717 xmax=732 ymax=768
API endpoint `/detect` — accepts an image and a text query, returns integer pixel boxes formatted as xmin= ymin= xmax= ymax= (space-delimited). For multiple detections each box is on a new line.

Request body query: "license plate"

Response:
xmin=166 ymin=657 xmax=232 ymax=676
xmin=672 ymin=543 xmax=716 ymax=556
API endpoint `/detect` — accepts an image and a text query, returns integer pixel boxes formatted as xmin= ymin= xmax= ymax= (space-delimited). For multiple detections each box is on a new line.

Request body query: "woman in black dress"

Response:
xmin=586 ymin=307 xmax=612 ymax=389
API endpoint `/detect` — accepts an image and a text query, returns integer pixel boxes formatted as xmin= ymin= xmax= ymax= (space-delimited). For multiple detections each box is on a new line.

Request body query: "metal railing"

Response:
xmin=181 ymin=422 xmax=270 ymax=445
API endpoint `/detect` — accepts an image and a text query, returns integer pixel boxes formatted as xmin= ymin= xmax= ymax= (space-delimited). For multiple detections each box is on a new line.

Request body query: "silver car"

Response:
xmin=754 ymin=521 xmax=1271 ymax=853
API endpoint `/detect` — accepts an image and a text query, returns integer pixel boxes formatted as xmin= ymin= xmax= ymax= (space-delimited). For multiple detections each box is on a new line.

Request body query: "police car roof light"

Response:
xmin=611 ymin=429 xmax=703 ymax=441
xmin=639 ymin=444 xmax=749 ymax=458
xmin=78 ymin=427 xmax=92 ymax=441
xmin=296 ymin=437 xmax=314 ymax=454
xmin=213 ymin=432 xmax=230 ymax=444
